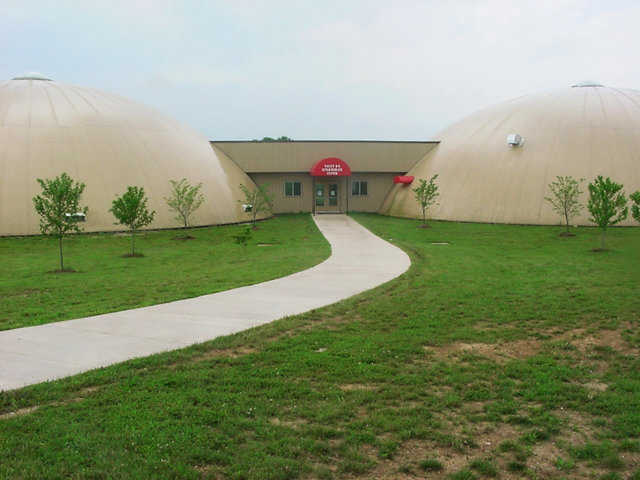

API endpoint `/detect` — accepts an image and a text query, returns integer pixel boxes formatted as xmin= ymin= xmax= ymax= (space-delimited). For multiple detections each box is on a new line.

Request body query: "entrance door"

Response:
xmin=315 ymin=182 xmax=340 ymax=213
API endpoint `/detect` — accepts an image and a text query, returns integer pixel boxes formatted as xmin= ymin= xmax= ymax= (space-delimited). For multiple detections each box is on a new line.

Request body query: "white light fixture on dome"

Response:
xmin=507 ymin=133 xmax=524 ymax=147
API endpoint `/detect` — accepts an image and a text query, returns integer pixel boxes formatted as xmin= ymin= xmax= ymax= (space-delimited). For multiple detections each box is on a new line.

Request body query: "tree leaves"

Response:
xmin=630 ymin=191 xmax=640 ymax=224
xmin=587 ymin=176 xmax=628 ymax=229
xmin=165 ymin=178 xmax=205 ymax=228
xmin=32 ymin=172 xmax=87 ymax=237
xmin=545 ymin=176 xmax=584 ymax=230
xmin=412 ymin=175 xmax=440 ymax=226
xmin=239 ymin=183 xmax=273 ymax=227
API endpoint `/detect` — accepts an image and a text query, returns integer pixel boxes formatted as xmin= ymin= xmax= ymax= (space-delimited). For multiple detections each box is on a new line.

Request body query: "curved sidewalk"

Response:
xmin=0 ymin=215 xmax=410 ymax=391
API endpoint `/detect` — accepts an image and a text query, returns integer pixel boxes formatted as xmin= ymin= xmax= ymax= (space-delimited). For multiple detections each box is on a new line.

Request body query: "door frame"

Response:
xmin=312 ymin=177 xmax=347 ymax=214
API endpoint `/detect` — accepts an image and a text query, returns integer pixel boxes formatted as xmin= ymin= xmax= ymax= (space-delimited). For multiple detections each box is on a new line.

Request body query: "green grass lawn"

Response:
xmin=1 ymin=214 xmax=639 ymax=479
xmin=0 ymin=214 xmax=330 ymax=331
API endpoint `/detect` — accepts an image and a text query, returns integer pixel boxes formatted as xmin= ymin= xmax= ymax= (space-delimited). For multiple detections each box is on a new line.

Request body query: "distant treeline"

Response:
xmin=251 ymin=136 xmax=293 ymax=142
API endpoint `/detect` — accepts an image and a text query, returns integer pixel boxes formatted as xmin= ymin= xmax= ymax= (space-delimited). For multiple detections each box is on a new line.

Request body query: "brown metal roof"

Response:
xmin=210 ymin=140 xmax=438 ymax=173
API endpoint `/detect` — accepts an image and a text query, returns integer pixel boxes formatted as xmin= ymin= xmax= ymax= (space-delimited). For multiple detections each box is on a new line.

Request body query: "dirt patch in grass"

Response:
xmin=528 ymin=441 xmax=566 ymax=477
xmin=339 ymin=384 xmax=378 ymax=392
xmin=583 ymin=381 xmax=608 ymax=392
xmin=269 ymin=417 xmax=308 ymax=429
xmin=194 ymin=346 xmax=258 ymax=362
xmin=424 ymin=339 xmax=541 ymax=363
xmin=345 ymin=422 xmax=521 ymax=479
xmin=554 ymin=408 xmax=598 ymax=444
xmin=424 ymin=326 xmax=638 ymax=365
xmin=564 ymin=325 xmax=638 ymax=355
xmin=122 ymin=253 xmax=145 ymax=258
xmin=173 ymin=235 xmax=196 ymax=241
xmin=0 ymin=406 xmax=40 ymax=420
xmin=1 ymin=385 xmax=103 ymax=421
xmin=166 ymin=346 xmax=259 ymax=370
xmin=527 ymin=409 xmax=605 ymax=478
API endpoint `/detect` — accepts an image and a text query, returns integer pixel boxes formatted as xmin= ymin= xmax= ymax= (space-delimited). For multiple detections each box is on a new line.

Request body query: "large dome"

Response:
xmin=381 ymin=85 xmax=640 ymax=226
xmin=0 ymin=76 xmax=260 ymax=235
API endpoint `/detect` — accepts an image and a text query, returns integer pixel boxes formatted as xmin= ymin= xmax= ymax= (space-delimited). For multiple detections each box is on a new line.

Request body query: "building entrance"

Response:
xmin=315 ymin=181 xmax=340 ymax=213
xmin=310 ymin=157 xmax=351 ymax=214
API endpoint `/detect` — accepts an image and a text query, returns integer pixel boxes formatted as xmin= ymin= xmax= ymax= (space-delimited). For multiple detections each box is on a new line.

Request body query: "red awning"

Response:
xmin=394 ymin=175 xmax=414 ymax=184
xmin=310 ymin=157 xmax=351 ymax=177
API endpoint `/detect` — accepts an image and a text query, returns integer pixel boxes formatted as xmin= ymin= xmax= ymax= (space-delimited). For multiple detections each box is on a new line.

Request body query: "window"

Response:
xmin=352 ymin=180 xmax=368 ymax=196
xmin=284 ymin=181 xmax=301 ymax=197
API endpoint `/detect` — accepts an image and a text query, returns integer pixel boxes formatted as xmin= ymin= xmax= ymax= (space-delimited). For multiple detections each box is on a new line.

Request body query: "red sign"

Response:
xmin=394 ymin=175 xmax=414 ymax=185
xmin=310 ymin=157 xmax=352 ymax=177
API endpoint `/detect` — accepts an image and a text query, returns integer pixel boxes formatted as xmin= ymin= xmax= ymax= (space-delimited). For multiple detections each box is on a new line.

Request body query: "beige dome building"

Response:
xmin=0 ymin=75 xmax=260 ymax=236
xmin=380 ymin=83 xmax=640 ymax=226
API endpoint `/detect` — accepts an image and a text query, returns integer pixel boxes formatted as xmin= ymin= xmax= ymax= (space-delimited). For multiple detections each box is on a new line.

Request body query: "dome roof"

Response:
xmin=381 ymin=85 xmax=640 ymax=226
xmin=0 ymin=78 xmax=260 ymax=235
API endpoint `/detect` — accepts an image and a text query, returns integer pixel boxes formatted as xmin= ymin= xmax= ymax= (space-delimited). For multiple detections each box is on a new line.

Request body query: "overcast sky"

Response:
xmin=2 ymin=1 xmax=640 ymax=140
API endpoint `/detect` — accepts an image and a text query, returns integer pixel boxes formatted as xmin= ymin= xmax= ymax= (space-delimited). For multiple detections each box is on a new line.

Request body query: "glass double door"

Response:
xmin=315 ymin=181 xmax=340 ymax=212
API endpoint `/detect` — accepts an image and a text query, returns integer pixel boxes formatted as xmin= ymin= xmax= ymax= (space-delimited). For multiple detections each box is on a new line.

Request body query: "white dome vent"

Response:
xmin=571 ymin=81 xmax=604 ymax=88
xmin=12 ymin=72 xmax=52 ymax=81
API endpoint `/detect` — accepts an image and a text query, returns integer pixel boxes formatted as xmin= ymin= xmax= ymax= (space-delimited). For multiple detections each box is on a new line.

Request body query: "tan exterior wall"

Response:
xmin=348 ymin=173 xmax=400 ymax=212
xmin=213 ymin=141 xmax=436 ymax=173
xmin=249 ymin=173 xmax=400 ymax=214
xmin=249 ymin=173 xmax=314 ymax=213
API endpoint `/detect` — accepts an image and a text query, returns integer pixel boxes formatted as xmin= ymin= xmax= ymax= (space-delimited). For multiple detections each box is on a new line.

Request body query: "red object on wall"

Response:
xmin=394 ymin=175 xmax=414 ymax=184
xmin=310 ymin=157 xmax=352 ymax=176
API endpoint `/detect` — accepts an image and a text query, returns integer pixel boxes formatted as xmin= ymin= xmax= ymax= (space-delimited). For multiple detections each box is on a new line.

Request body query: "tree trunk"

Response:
xmin=59 ymin=235 xmax=64 ymax=271
xmin=601 ymin=229 xmax=606 ymax=250
xmin=131 ymin=229 xmax=136 ymax=256
xmin=564 ymin=210 xmax=570 ymax=232
xmin=422 ymin=208 xmax=427 ymax=226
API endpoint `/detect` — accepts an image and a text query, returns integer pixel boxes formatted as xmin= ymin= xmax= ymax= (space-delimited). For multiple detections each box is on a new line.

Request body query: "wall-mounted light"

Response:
xmin=64 ymin=212 xmax=86 ymax=222
xmin=507 ymin=133 xmax=524 ymax=147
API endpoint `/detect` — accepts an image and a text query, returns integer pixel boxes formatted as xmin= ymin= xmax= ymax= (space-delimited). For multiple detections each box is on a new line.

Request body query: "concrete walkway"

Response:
xmin=0 ymin=215 xmax=410 ymax=391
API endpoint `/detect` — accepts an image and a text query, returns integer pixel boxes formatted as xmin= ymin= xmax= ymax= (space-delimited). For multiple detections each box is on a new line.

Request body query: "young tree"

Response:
xmin=32 ymin=172 xmax=88 ymax=272
xmin=110 ymin=186 xmax=156 ymax=257
xmin=232 ymin=226 xmax=253 ymax=247
xmin=544 ymin=175 xmax=584 ymax=235
xmin=631 ymin=191 xmax=640 ymax=224
xmin=412 ymin=175 xmax=440 ymax=227
xmin=165 ymin=178 xmax=205 ymax=228
xmin=587 ymin=176 xmax=628 ymax=250
xmin=239 ymin=183 xmax=273 ymax=228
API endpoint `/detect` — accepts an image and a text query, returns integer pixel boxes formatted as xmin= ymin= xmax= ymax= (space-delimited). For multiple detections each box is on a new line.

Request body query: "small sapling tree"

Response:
xmin=412 ymin=175 xmax=440 ymax=227
xmin=587 ymin=176 xmax=628 ymax=250
xmin=631 ymin=191 xmax=640 ymax=224
xmin=544 ymin=175 xmax=584 ymax=236
xmin=32 ymin=172 xmax=88 ymax=272
xmin=232 ymin=226 xmax=253 ymax=247
xmin=239 ymin=183 xmax=273 ymax=229
xmin=110 ymin=186 xmax=156 ymax=257
xmin=165 ymin=178 xmax=205 ymax=231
